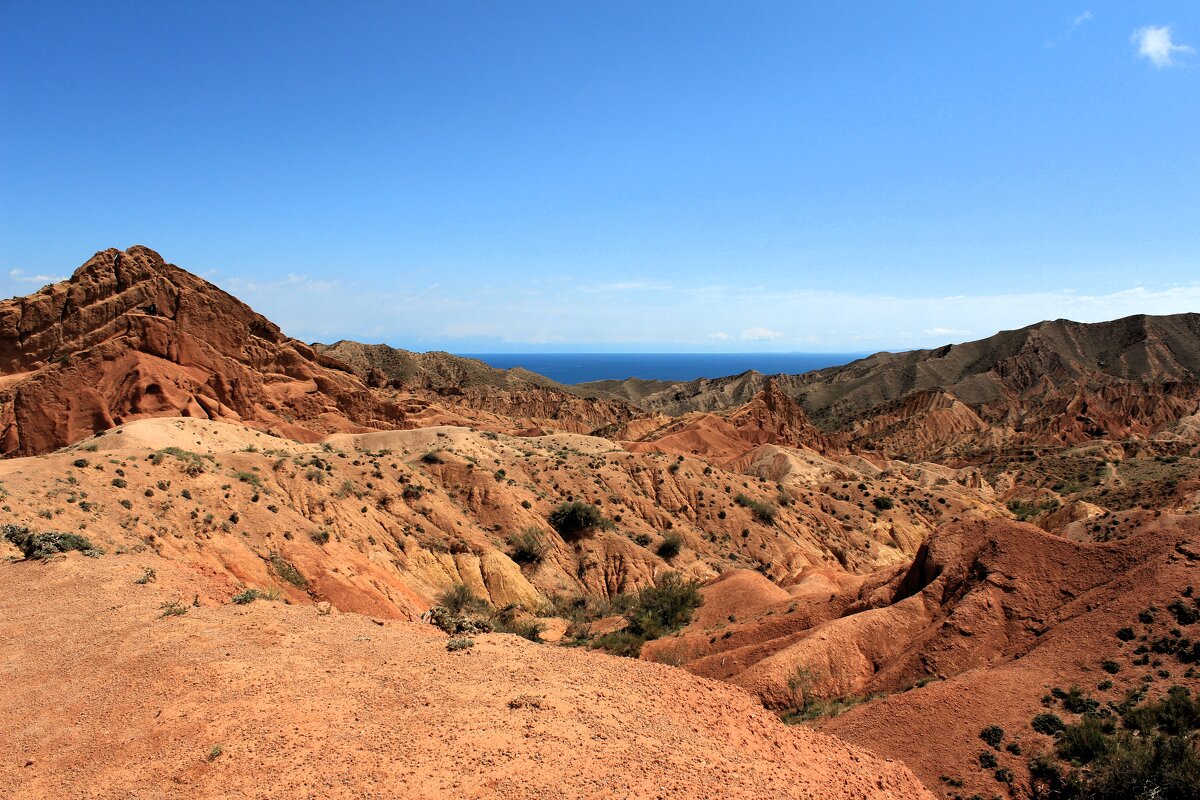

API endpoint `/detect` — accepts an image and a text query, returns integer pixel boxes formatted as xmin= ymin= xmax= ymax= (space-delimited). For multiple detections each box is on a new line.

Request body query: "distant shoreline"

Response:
xmin=456 ymin=352 xmax=868 ymax=385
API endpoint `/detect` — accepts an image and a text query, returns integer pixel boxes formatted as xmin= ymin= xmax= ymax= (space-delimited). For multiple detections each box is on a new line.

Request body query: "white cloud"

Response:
xmin=740 ymin=326 xmax=783 ymax=341
xmin=226 ymin=273 xmax=339 ymax=295
xmin=584 ymin=280 xmax=672 ymax=293
xmin=1071 ymin=11 xmax=1093 ymax=30
xmin=1133 ymin=24 xmax=1194 ymax=67
xmin=183 ymin=268 xmax=1200 ymax=353
xmin=8 ymin=268 xmax=65 ymax=284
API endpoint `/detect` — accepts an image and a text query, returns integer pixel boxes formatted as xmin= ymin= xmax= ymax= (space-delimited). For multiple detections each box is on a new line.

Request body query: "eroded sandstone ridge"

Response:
xmin=0 ymin=246 xmax=408 ymax=455
xmin=0 ymin=247 xmax=637 ymax=457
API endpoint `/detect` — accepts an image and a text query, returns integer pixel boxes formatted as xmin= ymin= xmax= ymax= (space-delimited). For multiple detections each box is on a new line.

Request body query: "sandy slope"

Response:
xmin=0 ymin=555 xmax=931 ymax=800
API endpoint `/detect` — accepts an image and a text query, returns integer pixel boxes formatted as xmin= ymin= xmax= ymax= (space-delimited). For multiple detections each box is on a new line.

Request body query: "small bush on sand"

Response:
xmin=508 ymin=528 xmax=549 ymax=565
xmin=268 ymin=552 xmax=308 ymax=588
xmin=548 ymin=501 xmax=610 ymax=540
xmin=734 ymin=493 xmax=777 ymax=524
xmin=980 ymin=725 xmax=1005 ymax=749
xmin=159 ymin=600 xmax=188 ymax=618
xmin=231 ymin=588 xmax=263 ymax=605
xmin=592 ymin=572 xmax=703 ymax=657
xmin=2 ymin=525 xmax=100 ymax=559
xmin=657 ymin=532 xmax=684 ymax=559
xmin=438 ymin=583 xmax=490 ymax=616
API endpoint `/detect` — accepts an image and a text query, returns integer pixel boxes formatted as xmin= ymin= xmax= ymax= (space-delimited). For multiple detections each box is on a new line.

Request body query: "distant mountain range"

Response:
xmin=588 ymin=312 xmax=1200 ymax=458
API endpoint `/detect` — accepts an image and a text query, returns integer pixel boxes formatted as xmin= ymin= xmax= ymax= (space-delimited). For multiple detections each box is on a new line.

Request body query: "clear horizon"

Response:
xmin=3 ymin=2 xmax=1198 ymax=352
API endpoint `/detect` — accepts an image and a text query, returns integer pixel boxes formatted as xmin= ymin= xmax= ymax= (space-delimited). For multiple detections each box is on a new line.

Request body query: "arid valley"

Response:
xmin=2 ymin=247 xmax=1199 ymax=798
xmin=5 ymin=5 xmax=1200 ymax=798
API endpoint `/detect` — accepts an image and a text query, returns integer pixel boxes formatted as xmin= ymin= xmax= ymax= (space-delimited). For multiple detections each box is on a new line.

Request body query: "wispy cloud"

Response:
xmin=1133 ymin=24 xmax=1194 ymax=67
xmin=740 ymin=326 xmax=783 ymax=341
xmin=128 ymin=269 xmax=1200 ymax=353
xmin=8 ymin=268 xmax=64 ymax=284
xmin=584 ymin=280 xmax=672 ymax=293
xmin=225 ymin=273 xmax=340 ymax=295
xmin=1046 ymin=10 xmax=1093 ymax=48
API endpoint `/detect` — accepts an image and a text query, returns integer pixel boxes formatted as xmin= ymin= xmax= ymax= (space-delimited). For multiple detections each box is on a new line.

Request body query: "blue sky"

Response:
xmin=2 ymin=2 xmax=1198 ymax=352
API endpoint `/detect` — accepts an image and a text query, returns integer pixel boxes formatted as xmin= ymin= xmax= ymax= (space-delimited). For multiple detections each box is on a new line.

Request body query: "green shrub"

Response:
xmin=1064 ymin=686 xmax=1098 ymax=714
xmin=1101 ymin=659 xmax=1120 ymax=674
xmin=548 ymin=501 xmax=610 ymax=540
xmin=1116 ymin=627 xmax=1135 ymax=641
xmin=438 ymin=583 xmax=489 ymax=615
xmin=980 ymin=725 xmax=1004 ymax=748
xmin=591 ymin=629 xmax=648 ymax=657
xmin=734 ymin=493 xmax=777 ymax=524
xmin=268 ymin=553 xmax=308 ymax=588
xmin=446 ymin=637 xmax=474 ymax=651
xmin=427 ymin=607 xmax=493 ymax=636
xmin=495 ymin=618 xmax=545 ymax=643
xmin=72 ymin=458 xmax=89 ymax=468
xmin=159 ymin=600 xmax=188 ymax=618
xmin=657 ymin=532 xmax=684 ymax=559
xmin=1033 ymin=712 xmax=1066 ymax=735
xmin=508 ymin=528 xmax=548 ymax=565
xmin=1122 ymin=686 xmax=1200 ymax=736
xmin=420 ymin=451 xmax=444 ymax=465
xmin=590 ymin=572 xmax=704 ymax=658
xmin=151 ymin=446 xmax=207 ymax=472
xmin=111 ymin=478 xmax=127 ymax=489
xmin=310 ymin=530 xmax=331 ymax=545
xmin=1168 ymin=599 xmax=1199 ymax=626
xmin=233 ymin=471 xmax=261 ymax=488
xmin=1057 ymin=715 xmax=1111 ymax=764
xmin=2 ymin=525 xmax=100 ymax=559
xmin=871 ymin=496 xmax=894 ymax=511
xmin=625 ymin=572 xmax=703 ymax=639
xmin=1029 ymin=686 xmax=1200 ymax=800
xmin=231 ymin=588 xmax=263 ymax=604
xmin=1078 ymin=731 xmax=1200 ymax=800
xmin=978 ymin=750 xmax=998 ymax=769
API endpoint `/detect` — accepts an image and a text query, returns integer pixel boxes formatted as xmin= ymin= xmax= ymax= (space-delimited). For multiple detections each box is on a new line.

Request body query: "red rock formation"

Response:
xmin=0 ymin=246 xmax=408 ymax=455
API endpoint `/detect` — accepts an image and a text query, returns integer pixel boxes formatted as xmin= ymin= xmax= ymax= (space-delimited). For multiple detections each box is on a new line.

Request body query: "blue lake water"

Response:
xmin=455 ymin=353 xmax=868 ymax=385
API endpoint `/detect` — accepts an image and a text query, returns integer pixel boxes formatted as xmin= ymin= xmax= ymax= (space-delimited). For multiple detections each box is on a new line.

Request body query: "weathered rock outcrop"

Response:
xmin=0 ymin=247 xmax=412 ymax=456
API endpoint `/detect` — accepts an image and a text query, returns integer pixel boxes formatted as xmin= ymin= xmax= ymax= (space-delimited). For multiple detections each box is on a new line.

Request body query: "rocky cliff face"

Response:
xmin=0 ymin=248 xmax=645 ymax=456
xmin=0 ymin=246 xmax=416 ymax=456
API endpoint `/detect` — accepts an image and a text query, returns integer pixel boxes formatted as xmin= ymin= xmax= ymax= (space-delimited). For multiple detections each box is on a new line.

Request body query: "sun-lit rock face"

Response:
xmin=0 ymin=247 xmax=641 ymax=458
xmin=0 ymin=246 xmax=405 ymax=456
